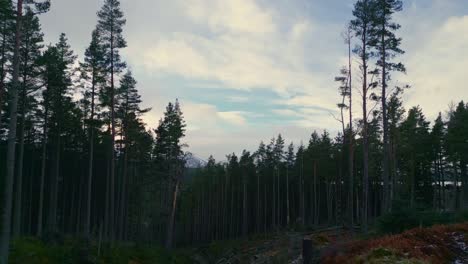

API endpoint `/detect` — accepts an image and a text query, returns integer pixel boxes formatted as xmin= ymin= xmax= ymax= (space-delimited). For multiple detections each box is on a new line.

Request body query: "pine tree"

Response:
xmin=116 ymin=70 xmax=149 ymax=240
xmin=431 ymin=113 xmax=446 ymax=210
xmin=1 ymin=1 xmax=49 ymax=262
xmin=285 ymin=142 xmax=294 ymax=226
xmin=154 ymin=100 xmax=186 ymax=249
xmin=350 ymin=0 xmax=378 ymax=232
xmin=387 ymin=88 xmax=405 ymax=201
xmin=80 ymin=28 xmax=106 ymax=237
xmin=0 ymin=0 xmax=23 ymax=260
xmin=446 ymin=102 xmax=468 ymax=208
xmin=399 ymin=106 xmax=431 ymax=208
xmin=46 ymin=34 xmax=76 ymax=233
xmin=0 ymin=0 xmax=13 ymax=122
xmin=372 ymin=0 xmax=406 ymax=213
xmin=13 ymin=8 xmax=44 ymax=238
xmin=97 ymin=0 xmax=127 ymax=239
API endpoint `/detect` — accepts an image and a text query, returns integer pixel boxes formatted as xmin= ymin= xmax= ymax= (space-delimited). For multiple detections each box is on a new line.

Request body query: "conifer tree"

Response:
xmin=46 ymin=33 xmax=76 ymax=233
xmin=431 ymin=113 xmax=446 ymax=210
xmin=0 ymin=0 xmax=13 ymax=121
xmin=350 ymin=0 xmax=378 ymax=232
xmin=154 ymin=100 xmax=186 ymax=249
xmin=286 ymin=142 xmax=294 ymax=226
xmin=372 ymin=0 xmax=406 ymax=213
xmin=1 ymin=1 xmax=49 ymax=262
xmin=446 ymin=102 xmax=468 ymax=208
xmin=13 ymin=8 xmax=44 ymax=237
xmin=96 ymin=0 xmax=127 ymax=239
xmin=80 ymin=28 xmax=106 ymax=237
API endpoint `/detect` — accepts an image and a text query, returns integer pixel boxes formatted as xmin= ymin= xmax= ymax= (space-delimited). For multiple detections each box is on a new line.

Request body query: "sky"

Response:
xmin=39 ymin=0 xmax=468 ymax=160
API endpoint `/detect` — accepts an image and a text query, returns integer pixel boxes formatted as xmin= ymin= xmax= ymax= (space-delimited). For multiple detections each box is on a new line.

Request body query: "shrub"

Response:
xmin=376 ymin=202 xmax=460 ymax=234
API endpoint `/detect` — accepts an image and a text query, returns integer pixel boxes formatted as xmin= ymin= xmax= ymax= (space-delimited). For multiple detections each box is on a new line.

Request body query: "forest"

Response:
xmin=1 ymin=0 xmax=468 ymax=263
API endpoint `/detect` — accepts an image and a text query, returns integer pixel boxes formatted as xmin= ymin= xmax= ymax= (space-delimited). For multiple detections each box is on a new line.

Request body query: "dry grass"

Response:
xmin=321 ymin=223 xmax=468 ymax=264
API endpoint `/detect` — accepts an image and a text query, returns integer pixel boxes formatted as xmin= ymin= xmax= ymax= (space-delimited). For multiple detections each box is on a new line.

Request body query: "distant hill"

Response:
xmin=184 ymin=154 xmax=207 ymax=168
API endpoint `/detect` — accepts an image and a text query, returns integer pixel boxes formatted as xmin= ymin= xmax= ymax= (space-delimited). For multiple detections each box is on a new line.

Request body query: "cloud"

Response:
xmin=186 ymin=0 xmax=276 ymax=34
xmin=227 ymin=96 xmax=249 ymax=103
xmin=126 ymin=0 xmax=323 ymax=95
xmin=217 ymin=111 xmax=248 ymax=125
xmin=38 ymin=0 xmax=468 ymax=160
xmin=401 ymin=15 xmax=468 ymax=120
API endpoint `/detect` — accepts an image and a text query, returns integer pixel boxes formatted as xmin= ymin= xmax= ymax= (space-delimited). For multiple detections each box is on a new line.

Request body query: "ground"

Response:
xmin=8 ymin=223 xmax=468 ymax=263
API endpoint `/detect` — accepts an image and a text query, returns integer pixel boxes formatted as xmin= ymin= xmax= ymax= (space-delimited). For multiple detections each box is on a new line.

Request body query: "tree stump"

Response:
xmin=303 ymin=238 xmax=313 ymax=264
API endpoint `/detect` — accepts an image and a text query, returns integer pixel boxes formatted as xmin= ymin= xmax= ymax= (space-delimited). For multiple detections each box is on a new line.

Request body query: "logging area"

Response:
xmin=1 ymin=0 xmax=468 ymax=263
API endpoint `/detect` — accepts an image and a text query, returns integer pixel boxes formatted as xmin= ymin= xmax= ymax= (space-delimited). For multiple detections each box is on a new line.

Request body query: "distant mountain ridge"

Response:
xmin=184 ymin=154 xmax=207 ymax=168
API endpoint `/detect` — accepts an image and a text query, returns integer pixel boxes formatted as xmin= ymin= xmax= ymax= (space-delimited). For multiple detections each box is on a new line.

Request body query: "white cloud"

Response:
xmin=186 ymin=0 xmax=276 ymax=34
xmin=402 ymin=15 xmax=468 ymax=120
xmin=127 ymin=0 xmax=322 ymax=95
xmin=39 ymin=0 xmax=468 ymax=160
xmin=217 ymin=111 xmax=248 ymax=125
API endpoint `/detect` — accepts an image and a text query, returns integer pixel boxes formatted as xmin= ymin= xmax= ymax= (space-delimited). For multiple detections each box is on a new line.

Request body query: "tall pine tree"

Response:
xmin=96 ymin=0 xmax=127 ymax=239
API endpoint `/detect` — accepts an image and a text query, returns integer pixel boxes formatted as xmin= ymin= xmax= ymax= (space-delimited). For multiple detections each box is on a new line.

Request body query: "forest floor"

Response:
xmin=8 ymin=222 xmax=468 ymax=263
xmin=196 ymin=223 xmax=468 ymax=263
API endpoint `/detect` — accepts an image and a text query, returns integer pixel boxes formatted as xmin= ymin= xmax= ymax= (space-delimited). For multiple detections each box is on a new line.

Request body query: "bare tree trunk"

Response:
xmin=361 ymin=28 xmax=370 ymax=233
xmin=410 ymin=158 xmax=415 ymax=208
xmin=166 ymin=179 xmax=180 ymax=249
xmin=37 ymin=102 xmax=49 ymax=237
xmin=0 ymin=1 xmax=23 ymax=262
xmin=347 ymin=27 xmax=354 ymax=227
xmin=257 ymin=170 xmax=260 ymax=232
xmin=118 ymin=150 xmax=128 ymax=240
xmin=109 ymin=28 xmax=116 ymax=242
xmin=27 ymin=153 xmax=34 ymax=235
xmin=286 ymin=168 xmax=290 ymax=226
xmin=13 ymin=90 xmax=27 ymax=238
xmin=272 ymin=168 xmax=276 ymax=228
xmin=85 ymin=75 xmax=96 ymax=237
xmin=48 ymin=126 xmax=61 ymax=233
xmin=277 ymin=168 xmax=280 ymax=228
xmin=104 ymin=156 xmax=110 ymax=239
xmin=300 ymin=153 xmax=305 ymax=227
xmin=242 ymin=173 xmax=247 ymax=237
xmin=13 ymin=29 xmax=33 ymax=237
xmin=314 ymin=161 xmax=318 ymax=226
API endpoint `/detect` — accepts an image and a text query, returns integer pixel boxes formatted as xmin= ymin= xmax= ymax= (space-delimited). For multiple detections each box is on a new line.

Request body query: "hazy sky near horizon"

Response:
xmin=39 ymin=0 xmax=468 ymax=160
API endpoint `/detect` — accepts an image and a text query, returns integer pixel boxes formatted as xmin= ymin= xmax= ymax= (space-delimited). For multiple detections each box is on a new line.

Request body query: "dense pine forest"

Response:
xmin=0 ymin=0 xmax=468 ymax=263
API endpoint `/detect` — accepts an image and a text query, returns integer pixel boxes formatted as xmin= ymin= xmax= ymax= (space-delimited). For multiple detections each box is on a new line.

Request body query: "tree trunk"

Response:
xmin=0 ymin=1 xmax=23 ymax=263
xmin=37 ymin=102 xmax=49 ymax=236
xmin=461 ymin=161 xmax=468 ymax=209
xmin=118 ymin=149 xmax=128 ymax=240
xmin=286 ymin=168 xmax=290 ymax=226
xmin=300 ymin=154 xmax=305 ymax=227
xmin=13 ymin=89 xmax=27 ymax=238
xmin=0 ymin=14 xmax=9 ymax=125
xmin=347 ymin=28 xmax=354 ymax=227
xmin=257 ymin=170 xmax=260 ymax=232
xmin=13 ymin=37 xmax=32 ymax=237
xmin=84 ymin=75 xmax=96 ymax=237
xmin=381 ymin=17 xmax=390 ymax=214
xmin=166 ymin=179 xmax=180 ymax=249
xmin=109 ymin=26 xmax=116 ymax=242
xmin=242 ymin=173 xmax=247 ymax=237
xmin=314 ymin=161 xmax=318 ymax=226
xmin=48 ymin=125 xmax=61 ymax=233
xmin=359 ymin=22 xmax=370 ymax=232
